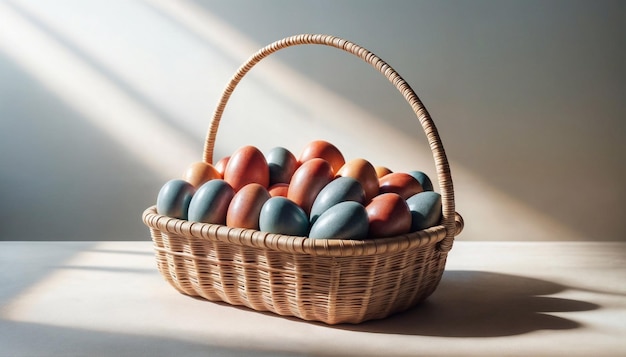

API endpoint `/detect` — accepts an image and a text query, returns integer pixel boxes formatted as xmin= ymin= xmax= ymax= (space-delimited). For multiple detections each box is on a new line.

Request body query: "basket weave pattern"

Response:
xmin=142 ymin=34 xmax=463 ymax=324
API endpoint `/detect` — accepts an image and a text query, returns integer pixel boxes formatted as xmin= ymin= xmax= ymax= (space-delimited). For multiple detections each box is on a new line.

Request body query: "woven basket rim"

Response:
xmin=143 ymin=205 xmax=463 ymax=257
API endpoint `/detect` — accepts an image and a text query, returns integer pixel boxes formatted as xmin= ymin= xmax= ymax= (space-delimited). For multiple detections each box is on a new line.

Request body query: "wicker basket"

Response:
xmin=142 ymin=34 xmax=464 ymax=325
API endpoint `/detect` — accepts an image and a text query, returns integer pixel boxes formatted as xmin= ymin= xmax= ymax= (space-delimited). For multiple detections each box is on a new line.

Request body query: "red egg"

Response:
xmin=375 ymin=166 xmax=393 ymax=178
xmin=379 ymin=172 xmax=424 ymax=199
xmin=214 ymin=156 xmax=230 ymax=176
xmin=287 ymin=158 xmax=334 ymax=215
xmin=223 ymin=146 xmax=269 ymax=191
xmin=226 ymin=183 xmax=271 ymax=229
xmin=365 ymin=193 xmax=412 ymax=238
xmin=336 ymin=158 xmax=379 ymax=201
xmin=268 ymin=183 xmax=289 ymax=197
xmin=298 ymin=140 xmax=345 ymax=174
xmin=182 ymin=161 xmax=222 ymax=188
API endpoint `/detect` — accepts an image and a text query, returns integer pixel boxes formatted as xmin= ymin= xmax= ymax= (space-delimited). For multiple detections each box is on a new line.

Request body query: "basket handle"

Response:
xmin=202 ymin=34 xmax=456 ymax=253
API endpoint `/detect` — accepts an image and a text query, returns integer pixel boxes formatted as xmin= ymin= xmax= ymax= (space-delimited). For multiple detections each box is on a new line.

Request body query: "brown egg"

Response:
xmin=214 ymin=156 xmax=230 ymax=177
xmin=287 ymin=158 xmax=334 ymax=214
xmin=268 ymin=183 xmax=289 ymax=197
xmin=298 ymin=140 xmax=345 ymax=174
xmin=365 ymin=193 xmax=412 ymax=238
xmin=336 ymin=158 xmax=379 ymax=201
xmin=226 ymin=183 xmax=271 ymax=229
xmin=223 ymin=146 xmax=269 ymax=191
xmin=375 ymin=166 xmax=393 ymax=178
xmin=182 ymin=161 xmax=222 ymax=188
xmin=379 ymin=172 xmax=424 ymax=199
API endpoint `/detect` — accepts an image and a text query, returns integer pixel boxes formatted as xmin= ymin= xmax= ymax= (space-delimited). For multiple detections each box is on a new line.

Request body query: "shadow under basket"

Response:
xmin=142 ymin=34 xmax=464 ymax=325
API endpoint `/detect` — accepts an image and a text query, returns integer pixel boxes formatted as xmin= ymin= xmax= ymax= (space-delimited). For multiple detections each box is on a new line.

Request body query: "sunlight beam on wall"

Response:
xmin=0 ymin=1 xmax=198 ymax=180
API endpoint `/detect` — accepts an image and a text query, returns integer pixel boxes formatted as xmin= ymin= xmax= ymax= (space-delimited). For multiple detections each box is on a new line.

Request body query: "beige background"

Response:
xmin=0 ymin=0 xmax=624 ymax=241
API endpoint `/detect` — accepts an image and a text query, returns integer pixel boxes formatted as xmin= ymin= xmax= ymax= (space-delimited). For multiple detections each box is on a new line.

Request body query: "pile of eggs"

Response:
xmin=156 ymin=140 xmax=442 ymax=240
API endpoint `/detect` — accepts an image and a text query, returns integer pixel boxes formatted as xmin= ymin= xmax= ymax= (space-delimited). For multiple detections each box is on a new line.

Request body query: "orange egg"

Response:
xmin=287 ymin=158 xmax=334 ymax=214
xmin=214 ymin=156 xmax=230 ymax=176
xmin=365 ymin=193 xmax=412 ymax=238
xmin=336 ymin=158 xmax=379 ymax=201
xmin=268 ymin=183 xmax=289 ymax=197
xmin=223 ymin=146 xmax=269 ymax=191
xmin=375 ymin=166 xmax=393 ymax=178
xmin=182 ymin=161 xmax=222 ymax=188
xmin=226 ymin=183 xmax=271 ymax=229
xmin=379 ymin=172 xmax=424 ymax=199
xmin=298 ymin=140 xmax=345 ymax=174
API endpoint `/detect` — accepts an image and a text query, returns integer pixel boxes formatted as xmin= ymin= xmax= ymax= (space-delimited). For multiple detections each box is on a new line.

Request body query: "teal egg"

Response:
xmin=406 ymin=191 xmax=442 ymax=232
xmin=408 ymin=170 xmax=434 ymax=192
xmin=259 ymin=197 xmax=309 ymax=236
xmin=309 ymin=201 xmax=369 ymax=240
xmin=309 ymin=177 xmax=365 ymax=224
xmin=187 ymin=179 xmax=235 ymax=224
xmin=266 ymin=146 xmax=298 ymax=185
xmin=156 ymin=179 xmax=195 ymax=219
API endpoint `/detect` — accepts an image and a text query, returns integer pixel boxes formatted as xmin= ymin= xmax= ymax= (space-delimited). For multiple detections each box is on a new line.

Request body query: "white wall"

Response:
xmin=0 ymin=0 xmax=624 ymax=241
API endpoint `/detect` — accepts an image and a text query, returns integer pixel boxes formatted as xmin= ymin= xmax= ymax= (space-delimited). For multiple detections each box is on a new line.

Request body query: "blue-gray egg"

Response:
xmin=187 ymin=179 xmax=235 ymax=224
xmin=266 ymin=146 xmax=298 ymax=185
xmin=156 ymin=179 xmax=196 ymax=219
xmin=408 ymin=170 xmax=434 ymax=192
xmin=406 ymin=191 xmax=442 ymax=232
xmin=259 ymin=197 xmax=309 ymax=236
xmin=309 ymin=201 xmax=369 ymax=240
xmin=309 ymin=177 xmax=365 ymax=224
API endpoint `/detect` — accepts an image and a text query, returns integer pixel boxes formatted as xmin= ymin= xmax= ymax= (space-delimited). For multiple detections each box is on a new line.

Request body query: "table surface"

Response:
xmin=1 ymin=241 xmax=625 ymax=357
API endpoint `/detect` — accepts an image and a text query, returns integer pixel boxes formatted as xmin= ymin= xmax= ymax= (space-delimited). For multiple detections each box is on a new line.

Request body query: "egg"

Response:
xmin=187 ymin=179 xmax=235 ymax=224
xmin=226 ymin=183 xmax=271 ymax=229
xmin=224 ymin=146 xmax=269 ymax=191
xmin=406 ymin=191 xmax=442 ymax=232
xmin=298 ymin=140 xmax=345 ymax=174
xmin=365 ymin=193 xmax=412 ymax=238
xmin=375 ymin=166 xmax=393 ymax=178
xmin=309 ymin=176 xmax=365 ymax=224
xmin=408 ymin=170 xmax=434 ymax=192
xmin=287 ymin=158 xmax=334 ymax=215
xmin=259 ymin=197 xmax=309 ymax=236
xmin=309 ymin=201 xmax=369 ymax=240
xmin=379 ymin=172 xmax=424 ymax=199
xmin=266 ymin=146 xmax=299 ymax=185
xmin=156 ymin=179 xmax=196 ymax=219
xmin=182 ymin=161 xmax=222 ymax=188
xmin=268 ymin=183 xmax=289 ymax=197
xmin=335 ymin=158 xmax=379 ymax=201
xmin=214 ymin=156 xmax=230 ymax=176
